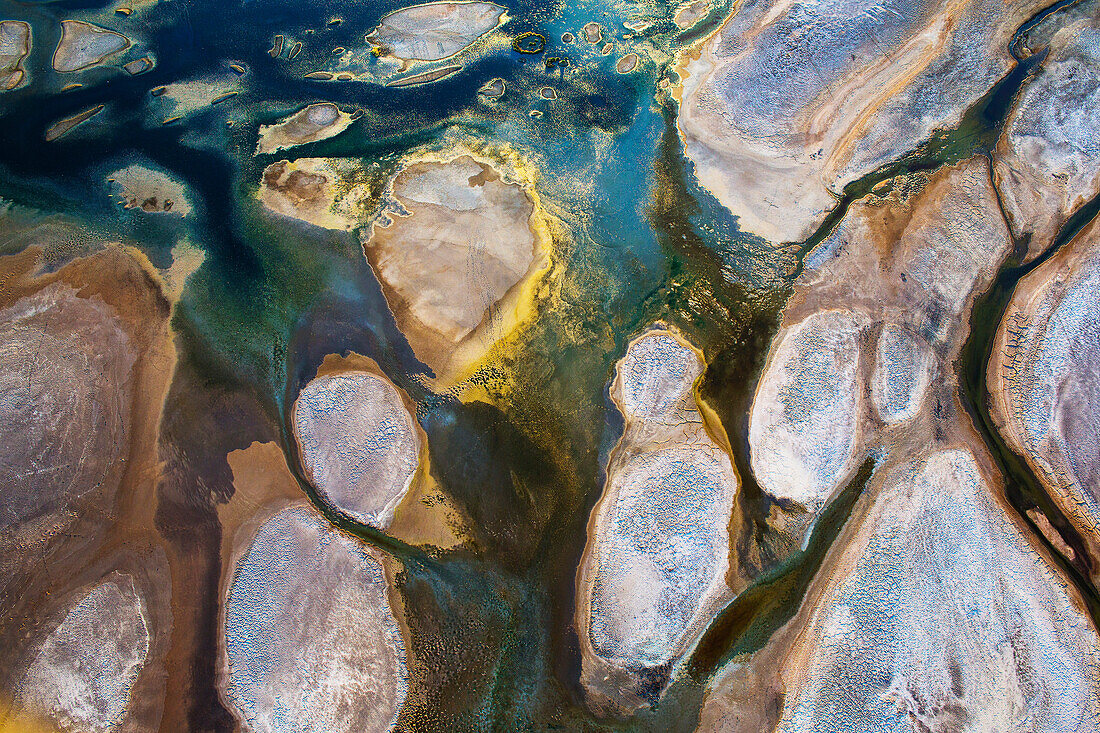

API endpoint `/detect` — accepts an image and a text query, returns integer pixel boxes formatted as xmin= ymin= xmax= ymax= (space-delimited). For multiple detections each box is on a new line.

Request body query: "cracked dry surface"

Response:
xmin=221 ymin=503 xmax=408 ymax=733
xmin=0 ymin=282 xmax=134 ymax=530
xmin=292 ymin=369 xmax=421 ymax=529
xmin=578 ymin=327 xmax=739 ymax=713
xmin=773 ymin=448 xmax=1100 ymax=733
xmin=362 ymin=154 xmax=545 ymax=375
xmin=674 ymin=0 xmax=1043 ymax=243
xmin=750 ymin=157 xmax=1010 ymax=514
xmin=14 ymin=575 xmax=150 ymax=733
xmin=990 ymin=213 xmax=1100 ymax=577
xmin=994 ymin=0 xmax=1100 ymax=260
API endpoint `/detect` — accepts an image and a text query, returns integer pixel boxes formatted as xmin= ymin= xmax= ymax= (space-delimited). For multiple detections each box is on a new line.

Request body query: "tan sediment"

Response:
xmin=696 ymin=156 xmax=1100 ymax=729
xmin=45 ymin=105 xmax=104 ymax=141
xmin=987 ymin=214 xmax=1100 ymax=580
xmin=254 ymin=102 xmax=355 ymax=155
xmin=0 ymin=21 xmax=31 ymax=91
xmin=386 ymin=64 xmax=462 ymax=86
xmin=218 ymin=441 xmax=305 ymax=595
xmin=992 ymin=8 xmax=1100 ymax=260
xmin=52 ymin=20 xmax=131 ymax=72
xmin=0 ymin=242 xmax=178 ymax=733
xmin=361 ymin=150 xmax=554 ymax=383
xmin=695 ymin=159 xmax=1017 ymax=728
xmin=108 ymin=164 xmax=192 ymax=216
xmin=257 ymin=157 xmax=376 ymax=230
xmin=749 ymin=157 xmax=1010 ymax=514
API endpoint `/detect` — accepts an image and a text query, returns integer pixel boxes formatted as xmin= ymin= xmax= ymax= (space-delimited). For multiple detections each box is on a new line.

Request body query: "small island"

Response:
xmin=366 ymin=1 xmax=506 ymax=62
xmin=0 ymin=20 xmax=31 ymax=90
xmin=361 ymin=154 xmax=550 ymax=377
xmin=254 ymin=102 xmax=355 ymax=155
xmin=52 ymin=20 xmax=131 ymax=73
xmin=577 ymin=327 xmax=739 ymax=713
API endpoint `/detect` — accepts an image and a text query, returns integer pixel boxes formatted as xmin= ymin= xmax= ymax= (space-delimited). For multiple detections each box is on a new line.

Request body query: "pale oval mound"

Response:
xmin=616 ymin=330 xmax=700 ymax=422
xmin=53 ymin=20 xmax=130 ymax=73
xmin=362 ymin=155 xmax=541 ymax=372
xmin=367 ymin=1 xmax=506 ymax=62
xmin=673 ymin=0 xmax=709 ymax=30
xmin=580 ymin=327 xmax=738 ymax=712
xmin=255 ymin=102 xmax=355 ymax=155
xmin=615 ymin=53 xmax=638 ymax=74
xmin=478 ymin=77 xmax=505 ymax=97
xmin=0 ymin=283 xmax=134 ymax=529
xmin=0 ymin=20 xmax=31 ymax=91
xmin=292 ymin=371 xmax=420 ymax=529
xmin=18 ymin=575 xmax=150 ymax=732
xmin=122 ymin=56 xmax=154 ymax=75
xmin=995 ymin=20 xmax=1100 ymax=257
xmin=223 ymin=503 xmax=408 ymax=733
xmin=776 ymin=449 xmax=1100 ymax=732
xmin=749 ymin=309 xmax=866 ymax=507
xmin=589 ymin=447 xmax=733 ymax=668
xmin=870 ymin=323 xmax=934 ymax=424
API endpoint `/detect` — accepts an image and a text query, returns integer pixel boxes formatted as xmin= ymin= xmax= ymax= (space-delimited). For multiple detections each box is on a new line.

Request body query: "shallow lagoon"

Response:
xmin=1 ymin=0 xmax=1099 ymax=730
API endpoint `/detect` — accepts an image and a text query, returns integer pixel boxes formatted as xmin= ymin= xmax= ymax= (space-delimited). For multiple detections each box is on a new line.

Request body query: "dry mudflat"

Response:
xmin=0 ymin=20 xmax=31 ymax=90
xmin=675 ymin=0 xmax=1045 ymax=244
xmin=52 ymin=20 xmax=131 ymax=73
xmin=577 ymin=327 xmax=739 ymax=713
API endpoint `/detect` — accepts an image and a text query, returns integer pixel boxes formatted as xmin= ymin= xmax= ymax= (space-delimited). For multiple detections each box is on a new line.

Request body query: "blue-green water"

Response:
xmin=2 ymin=0 xmax=1073 ymax=728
